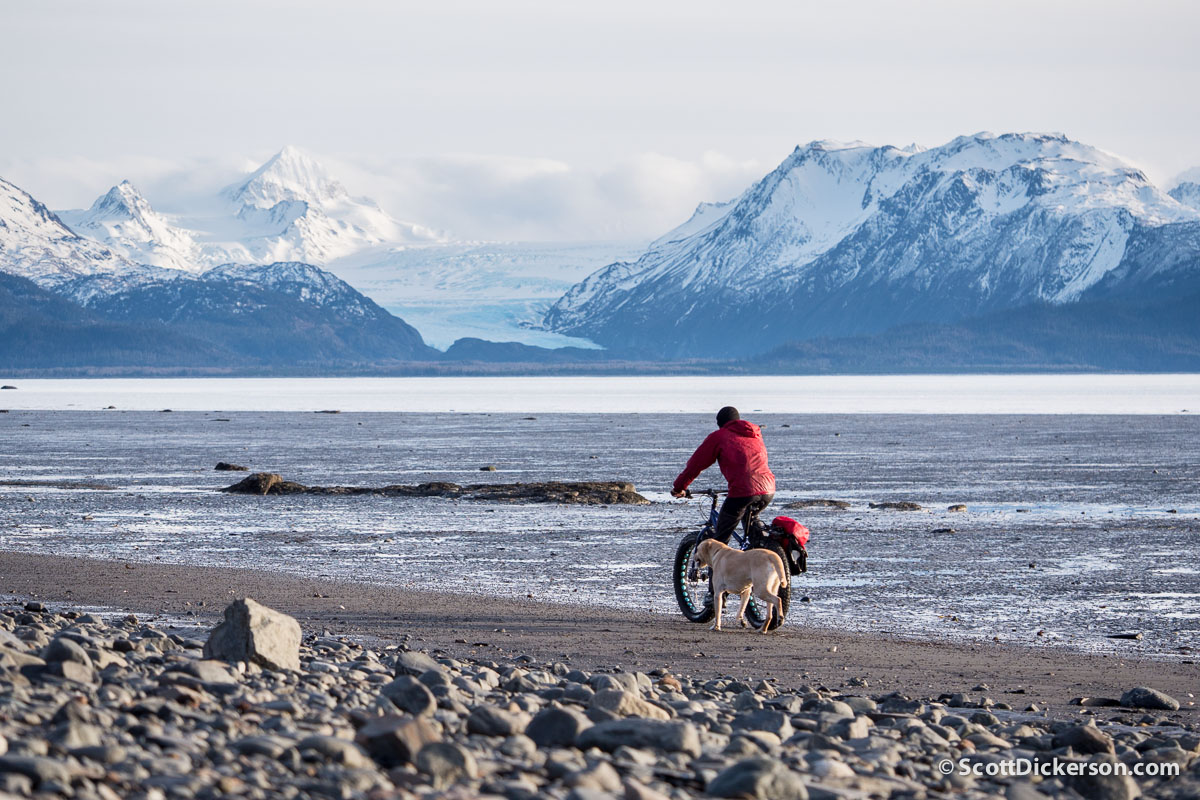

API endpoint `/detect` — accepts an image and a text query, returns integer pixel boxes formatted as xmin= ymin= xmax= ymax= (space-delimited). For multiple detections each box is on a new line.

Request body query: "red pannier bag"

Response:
xmin=770 ymin=516 xmax=810 ymax=548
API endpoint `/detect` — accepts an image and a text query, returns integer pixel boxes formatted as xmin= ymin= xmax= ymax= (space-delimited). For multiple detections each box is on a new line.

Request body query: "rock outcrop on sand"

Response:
xmin=220 ymin=472 xmax=650 ymax=504
xmin=785 ymin=499 xmax=851 ymax=510
xmin=0 ymin=599 xmax=1196 ymax=799
xmin=214 ymin=462 xmax=249 ymax=472
xmin=869 ymin=501 xmax=923 ymax=511
xmin=1122 ymin=687 xmax=1182 ymax=712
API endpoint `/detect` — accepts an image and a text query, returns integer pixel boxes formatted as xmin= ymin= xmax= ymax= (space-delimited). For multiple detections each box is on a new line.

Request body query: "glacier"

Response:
xmin=41 ymin=147 xmax=629 ymax=349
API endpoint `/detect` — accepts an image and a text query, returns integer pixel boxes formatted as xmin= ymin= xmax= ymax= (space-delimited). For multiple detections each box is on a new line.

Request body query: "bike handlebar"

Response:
xmin=682 ymin=488 xmax=725 ymax=499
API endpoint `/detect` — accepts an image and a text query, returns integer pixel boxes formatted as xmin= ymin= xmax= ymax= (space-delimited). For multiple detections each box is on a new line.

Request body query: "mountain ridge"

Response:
xmin=0 ymin=270 xmax=236 ymax=368
xmin=21 ymin=150 xmax=629 ymax=349
xmin=0 ymin=176 xmax=163 ymax=288
xmin=53 ymin=146 xmax=441 ymax=272
xmin=73 ymin=261 xmax=436 ymax=364
xmin=6 ymin=133 xmax=1200 ymax=371
xmin=57 ymin=180 xmax=205 ymax=272
xmin=2 ymin=172 xmax=439 ymax=367
xmin=544 ymin=132 xmax=1200 ymax=357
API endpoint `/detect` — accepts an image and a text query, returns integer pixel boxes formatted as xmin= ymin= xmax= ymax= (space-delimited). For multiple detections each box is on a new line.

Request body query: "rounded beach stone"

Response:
xmin=203 ymin=598 xmax=301 ymax=672
xmin=416 ymin=741 xmax=478 ymax=788
xmin=525 ymin=706 xmax=592 ymax=748
xmin=707 ymin=757 xmax=808 ymax=800
xmin=1120 ymin=687 xmax=1180 ymax=711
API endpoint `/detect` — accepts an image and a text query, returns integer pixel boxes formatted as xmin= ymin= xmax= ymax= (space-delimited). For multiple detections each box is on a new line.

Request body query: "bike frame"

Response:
xmin=692 ymin=488 xmax=762 ymax=551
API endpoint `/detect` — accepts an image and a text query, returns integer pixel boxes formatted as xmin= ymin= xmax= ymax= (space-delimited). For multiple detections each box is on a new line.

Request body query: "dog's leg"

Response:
xmin=710 ymin=590 xmax=724 ymax=631
xmin=757 ymin=591 xmax=783 ymax=634
xmin=736 ymin=589 xmax=752 ymax=628
xmin=760 ymin=595 xmax=775 ymax=634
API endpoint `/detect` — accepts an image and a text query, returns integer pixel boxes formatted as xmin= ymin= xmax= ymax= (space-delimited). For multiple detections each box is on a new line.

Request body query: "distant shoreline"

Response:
xmin=0 ymin=364 xmax=1178 ymax=379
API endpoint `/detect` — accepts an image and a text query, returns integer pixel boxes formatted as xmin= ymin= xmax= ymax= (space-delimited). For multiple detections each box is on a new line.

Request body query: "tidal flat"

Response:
xmin=1 ymin=411 xmax=1196 ymax=659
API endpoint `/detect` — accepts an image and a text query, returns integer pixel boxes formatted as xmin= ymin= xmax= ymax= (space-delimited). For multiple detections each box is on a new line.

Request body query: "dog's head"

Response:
xmin=694 ymin=538 xmax=723 ymax=566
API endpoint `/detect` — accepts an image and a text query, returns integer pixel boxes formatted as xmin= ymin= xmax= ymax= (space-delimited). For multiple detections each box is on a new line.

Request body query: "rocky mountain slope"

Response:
xmin=545 ymin=133 xmax=1200 ymax=356
xmin=0 ymin=270 xmax=233 ymax=368
xmin=71 ymin=262 xmax=436 ymax=364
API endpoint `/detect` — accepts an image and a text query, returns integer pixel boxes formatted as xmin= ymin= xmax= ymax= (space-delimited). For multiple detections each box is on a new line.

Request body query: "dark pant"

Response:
xmin=709 ymin=493 xmax=774 ymax=544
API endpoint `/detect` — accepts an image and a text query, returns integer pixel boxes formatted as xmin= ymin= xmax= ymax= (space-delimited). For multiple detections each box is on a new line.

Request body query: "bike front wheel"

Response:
xmin=743 ymin=541 xmax=791 ymax=631
xmin=673 ymin=531 xmax=714 ymax=623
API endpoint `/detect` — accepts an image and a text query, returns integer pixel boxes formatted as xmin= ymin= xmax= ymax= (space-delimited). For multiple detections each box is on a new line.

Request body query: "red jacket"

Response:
xmin=673 ymin=420 xmax=776 ymax=498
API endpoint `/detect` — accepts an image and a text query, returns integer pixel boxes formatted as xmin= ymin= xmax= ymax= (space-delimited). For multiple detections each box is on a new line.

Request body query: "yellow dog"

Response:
xmin=693 ymin=539 xmax=786 ymax=633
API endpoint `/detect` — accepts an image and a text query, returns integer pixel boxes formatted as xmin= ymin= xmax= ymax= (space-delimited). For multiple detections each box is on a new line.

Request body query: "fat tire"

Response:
xmin=673 ymin=532 xmax=714 ymax=623
xmin=744 ymin=541 xmax=791 ymax=631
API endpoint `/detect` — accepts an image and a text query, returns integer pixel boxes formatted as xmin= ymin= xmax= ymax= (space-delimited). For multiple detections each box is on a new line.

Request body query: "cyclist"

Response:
xmin=671 ymin=406 xmax=776 ymax=544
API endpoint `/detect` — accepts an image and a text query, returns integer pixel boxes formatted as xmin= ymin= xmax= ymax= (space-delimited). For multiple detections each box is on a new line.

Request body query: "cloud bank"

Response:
xmin=1 ymin=149 xmax=766 ymax=243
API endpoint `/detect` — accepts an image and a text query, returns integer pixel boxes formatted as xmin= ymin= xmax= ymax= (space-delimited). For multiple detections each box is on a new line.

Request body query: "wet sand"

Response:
xmin=4 ymin=550 xmax=1195 ymax=722
xmin=6 ymin=411 xmax=1199 ymax=658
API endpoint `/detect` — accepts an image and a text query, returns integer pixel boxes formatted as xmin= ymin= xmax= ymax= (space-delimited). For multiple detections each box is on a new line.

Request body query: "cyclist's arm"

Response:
xmin=672 ymin=433 xmax=720 ymax=495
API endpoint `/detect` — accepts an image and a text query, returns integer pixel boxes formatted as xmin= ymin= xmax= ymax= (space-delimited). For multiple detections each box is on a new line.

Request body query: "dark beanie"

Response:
xmin=716 ymin=406 xmax=740 ymax=427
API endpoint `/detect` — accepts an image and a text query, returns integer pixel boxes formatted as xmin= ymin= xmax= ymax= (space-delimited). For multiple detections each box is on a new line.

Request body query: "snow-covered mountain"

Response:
xmin=54 ymin=146 xmax=441 ymax=272
xmin=214 ymin=145 xmax=440 ymax=264
xmin=646 ymin=199 xmax=737 ymax=250
xmin=57 ymin=181 xmax=204 ymax=272
xmin=0 ymin=177 xmax=168 ymax=288
xmin=1 ymin=174 xmax=437 ymax=365
xmin=1169 ymin=168 xmax=1200 ymax=211
xmin=545 ymin=132 xmax=1200 ymax=356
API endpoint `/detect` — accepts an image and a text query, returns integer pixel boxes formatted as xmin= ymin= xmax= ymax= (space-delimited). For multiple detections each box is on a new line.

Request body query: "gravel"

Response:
xmin=0 ymin=596 xmax=1195 ymax=798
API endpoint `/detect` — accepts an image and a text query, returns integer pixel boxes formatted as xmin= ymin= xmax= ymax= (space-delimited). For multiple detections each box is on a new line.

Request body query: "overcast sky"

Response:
xmin=2 ymin=0 xmax=1198 ymax=240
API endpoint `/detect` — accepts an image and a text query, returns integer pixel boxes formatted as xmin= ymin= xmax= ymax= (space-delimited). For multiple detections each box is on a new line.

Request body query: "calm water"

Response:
xmin=0 ymin=374 xmax=1197 ymax=414
xmin=1 ymin=409 xmax=1197 ymax=659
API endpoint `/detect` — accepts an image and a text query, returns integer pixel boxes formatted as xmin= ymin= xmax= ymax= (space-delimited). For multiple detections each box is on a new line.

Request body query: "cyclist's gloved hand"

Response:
xmin=671 ymin=488 xmax=687 ymax=498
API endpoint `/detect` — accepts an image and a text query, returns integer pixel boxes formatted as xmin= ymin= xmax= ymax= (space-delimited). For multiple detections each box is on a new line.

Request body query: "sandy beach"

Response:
xmin=5 ymin=551 xmax=1194 ymax=721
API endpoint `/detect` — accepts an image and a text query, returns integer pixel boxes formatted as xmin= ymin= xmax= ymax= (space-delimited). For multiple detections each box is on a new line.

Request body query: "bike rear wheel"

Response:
xmin=673 ymin=531 xmax=714 ymax=623
xmin=743 ymin=541 xmax=791 ymax=631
